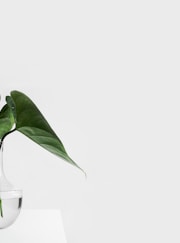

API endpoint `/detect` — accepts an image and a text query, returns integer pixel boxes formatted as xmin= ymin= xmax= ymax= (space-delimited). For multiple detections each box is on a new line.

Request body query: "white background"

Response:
xmin=0 ymin=0 xmax=180 ymax=242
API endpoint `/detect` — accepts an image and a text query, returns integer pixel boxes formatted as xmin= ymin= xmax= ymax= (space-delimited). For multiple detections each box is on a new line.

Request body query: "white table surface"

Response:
xmin=0 ymin=209 xmax=67 ymax=243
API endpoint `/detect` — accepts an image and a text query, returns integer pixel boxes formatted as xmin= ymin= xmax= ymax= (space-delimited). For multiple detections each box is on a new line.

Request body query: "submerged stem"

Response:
xmin=0 ymin=199 xmax=3 ymax=217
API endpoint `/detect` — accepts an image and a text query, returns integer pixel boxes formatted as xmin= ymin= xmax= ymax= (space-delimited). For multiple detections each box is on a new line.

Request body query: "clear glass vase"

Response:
xmin=0 ymin=140 xmax=22 ymax=229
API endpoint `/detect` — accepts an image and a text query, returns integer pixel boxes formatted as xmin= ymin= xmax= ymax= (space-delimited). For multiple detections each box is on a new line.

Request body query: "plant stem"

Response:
xmin=0 ymin=199 xmax=3 ymax=217
xmin=1 ymin=128 xmax=16 ymax=144
xmin=0 ymin=130 xmax=16 ymax=218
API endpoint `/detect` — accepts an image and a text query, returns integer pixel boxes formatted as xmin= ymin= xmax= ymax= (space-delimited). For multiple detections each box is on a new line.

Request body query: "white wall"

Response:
xmin=1 ymin=1 xmax=180 ymax=242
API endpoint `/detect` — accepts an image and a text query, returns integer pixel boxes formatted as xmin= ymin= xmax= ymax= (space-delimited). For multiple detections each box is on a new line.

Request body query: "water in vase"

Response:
xmin=0 ymin=197 xmax=22 ymax=229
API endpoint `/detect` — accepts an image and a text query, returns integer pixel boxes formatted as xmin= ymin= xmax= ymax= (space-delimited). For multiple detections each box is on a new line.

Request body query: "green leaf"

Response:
xmin=10 ymin=90 xmax=84 ymax=174
xmin=0 ymin=104 xmax=15 ymax=139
